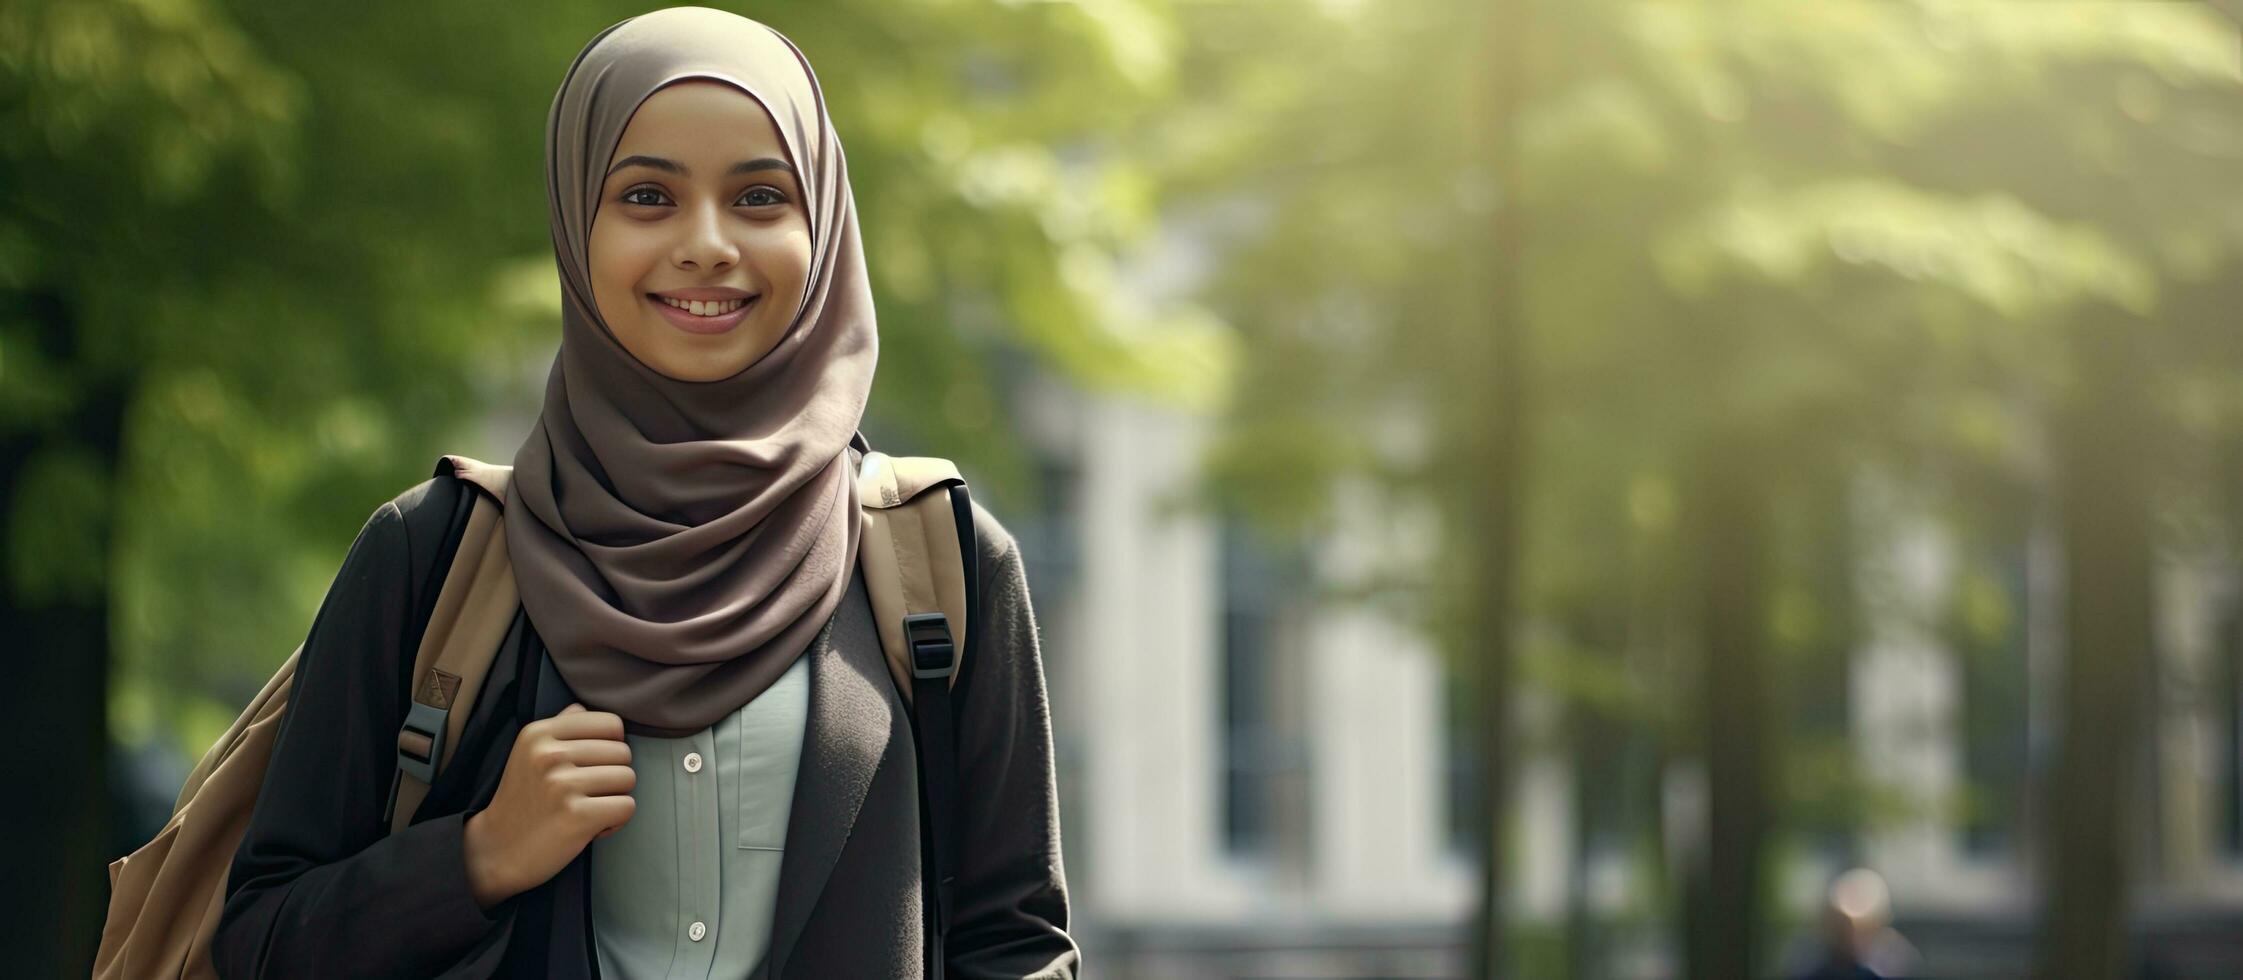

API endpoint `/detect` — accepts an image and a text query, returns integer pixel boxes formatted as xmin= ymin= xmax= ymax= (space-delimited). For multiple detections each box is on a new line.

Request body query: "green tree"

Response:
xmin=1174 ymin=1 xmax=2243 ymax=977
xmin=3 ymin=0 xmax=1205 ymax=970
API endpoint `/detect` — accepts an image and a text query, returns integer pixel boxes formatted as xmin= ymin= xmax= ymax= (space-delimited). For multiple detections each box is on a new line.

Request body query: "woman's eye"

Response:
xmin=622 ymin=187 xmax=669 ymax=207
xmin=740 ymin=186 xmax=787 ymax=207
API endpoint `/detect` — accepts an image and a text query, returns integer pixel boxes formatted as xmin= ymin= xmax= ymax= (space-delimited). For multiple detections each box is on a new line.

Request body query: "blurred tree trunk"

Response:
xmin=1462 ymin=0 xmax=1530 ymax=975
xmin=0 ymin=373 xmax=124 ymax=974
xmin=1683 ymin=430 xmax=1771 ymax=980
xmin=2035 ymin=316 xmax=2154 ymax=980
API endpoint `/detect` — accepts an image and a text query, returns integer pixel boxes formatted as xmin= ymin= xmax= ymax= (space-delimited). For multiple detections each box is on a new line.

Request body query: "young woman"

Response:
xmin=214 ymin=8 xmax=1079 ymax=977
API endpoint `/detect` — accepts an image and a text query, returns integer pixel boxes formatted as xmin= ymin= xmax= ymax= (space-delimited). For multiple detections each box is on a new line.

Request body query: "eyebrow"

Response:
xmin=605 ymin=155 xmax=796 ymax=180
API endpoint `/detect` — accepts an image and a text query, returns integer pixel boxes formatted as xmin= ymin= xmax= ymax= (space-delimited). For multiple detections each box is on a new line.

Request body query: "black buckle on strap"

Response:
xmin=394 ymin=699 xmax=450 ymax=785
xmin=905 ymin=612 xmax=955 ymax=680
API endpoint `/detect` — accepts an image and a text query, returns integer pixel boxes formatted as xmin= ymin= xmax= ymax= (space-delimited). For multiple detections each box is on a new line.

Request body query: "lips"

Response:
xmin=646 ymin=292 xmax=757 ymax=335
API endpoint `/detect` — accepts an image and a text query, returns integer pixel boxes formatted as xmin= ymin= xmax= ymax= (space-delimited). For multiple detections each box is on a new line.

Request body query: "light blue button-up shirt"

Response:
xmin=588 ymin=649 xmax=811 ymax=979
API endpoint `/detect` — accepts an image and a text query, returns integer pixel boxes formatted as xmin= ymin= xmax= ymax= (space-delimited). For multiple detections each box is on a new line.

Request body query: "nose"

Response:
xmin=671 ymin=202 xmax=738 ymax=271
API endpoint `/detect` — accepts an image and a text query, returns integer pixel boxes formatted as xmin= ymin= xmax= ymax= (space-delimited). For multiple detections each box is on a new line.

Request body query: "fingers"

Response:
xmin=565 ymin=764 xmax=638 ymax=797
xmin=534 ymin=706 xmax=627 ymax=742
xmin=574 ymin=794 xmax=636 ymax=832
xmin=552 ymin=737 xmax=633 ymax=768
xmin=519 ymin=732 xmax=632 ymax=778
xmin=560 ymin=702 xmax=585 ymax=715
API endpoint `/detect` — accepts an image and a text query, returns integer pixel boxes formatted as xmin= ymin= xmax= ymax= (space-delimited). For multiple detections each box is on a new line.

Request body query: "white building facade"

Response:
xmin=1016 ymin=387 xmax=2243 ymax=979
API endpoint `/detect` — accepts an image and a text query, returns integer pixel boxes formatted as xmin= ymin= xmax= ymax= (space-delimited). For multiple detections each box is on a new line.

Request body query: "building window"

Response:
xmin=1444 ymin=655 xmax=1480 ymax=859
xmin=1218 ymin=516 xmax=1308 ymax=860
xmin=1950 ymin=537 xmax=2031 ymax=857
xmin=2220 ymin=590 xmax=2243 ymax=858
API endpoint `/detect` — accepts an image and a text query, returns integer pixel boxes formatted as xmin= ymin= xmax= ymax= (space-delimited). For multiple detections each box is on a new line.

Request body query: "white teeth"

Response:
xmin=658 ymin=296 xmax=748 ymax=316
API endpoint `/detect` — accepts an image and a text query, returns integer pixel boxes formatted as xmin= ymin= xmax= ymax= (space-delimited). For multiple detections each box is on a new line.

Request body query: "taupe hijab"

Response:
xmin=508 ymin=7 xmax=876 ymax=737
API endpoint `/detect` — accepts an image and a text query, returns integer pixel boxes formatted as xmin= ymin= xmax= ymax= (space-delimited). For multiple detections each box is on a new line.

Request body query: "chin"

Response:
xmin=659 ymin=355 xmax=747 ymax=383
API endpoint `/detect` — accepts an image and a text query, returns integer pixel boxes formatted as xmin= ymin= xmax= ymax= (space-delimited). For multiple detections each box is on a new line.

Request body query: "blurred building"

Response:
xmin=999 ymin=379 xmax=2243 ymax=979
xmin=998 ymin=370 xmax=1470 ymax=980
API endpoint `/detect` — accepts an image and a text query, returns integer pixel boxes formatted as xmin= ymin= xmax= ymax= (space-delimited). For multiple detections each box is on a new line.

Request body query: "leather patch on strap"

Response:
xmin=417 ymin=669 xmax=463 ymax=710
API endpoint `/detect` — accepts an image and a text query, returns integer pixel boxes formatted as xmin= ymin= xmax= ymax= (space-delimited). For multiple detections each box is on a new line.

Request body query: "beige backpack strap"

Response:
xmin=438 ymin=452 xmax=514 ymax=501
xmin=97 ymin=460 xmax=523 ymax=979
xmin=384 ymin=456 xmax=520 ymax=833
xmin=855 ymin=446 xmax=981 ymax=953
xmin=855 ymin=451 xmax=972 ymax=704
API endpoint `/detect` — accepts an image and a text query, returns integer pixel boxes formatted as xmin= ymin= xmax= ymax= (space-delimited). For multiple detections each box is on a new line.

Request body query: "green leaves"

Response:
xmin=1184 ymin=0 xmax=2243 ymax=908
xmin=0 ymin=0 xmax=304 ymax=204
xmin=1 ymin=0 xmax=1224 ymax=757
xmin=1655 ymin=179 xmax=2158 ymax=318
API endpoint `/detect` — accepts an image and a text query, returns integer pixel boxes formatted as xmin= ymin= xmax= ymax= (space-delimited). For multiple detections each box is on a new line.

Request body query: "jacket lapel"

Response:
xmin=761 ymin=565 xmax=895 ymax=976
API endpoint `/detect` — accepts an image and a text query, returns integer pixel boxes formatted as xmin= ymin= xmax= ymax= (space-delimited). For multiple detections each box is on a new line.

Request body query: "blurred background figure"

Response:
xmin=1790 ymin=869 xmax=1922 ymax=980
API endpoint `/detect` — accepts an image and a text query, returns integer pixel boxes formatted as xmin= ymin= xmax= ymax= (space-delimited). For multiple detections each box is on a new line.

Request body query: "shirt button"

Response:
xmin=688 ymin=920 xmax=708 ymax=942
xmin=682 ymin=752 xmax=703 ymax=774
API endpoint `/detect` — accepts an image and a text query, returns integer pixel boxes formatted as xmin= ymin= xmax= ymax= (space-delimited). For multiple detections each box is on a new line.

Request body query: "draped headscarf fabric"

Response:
xmin=508 ymin=6 xmax=876 ymax=737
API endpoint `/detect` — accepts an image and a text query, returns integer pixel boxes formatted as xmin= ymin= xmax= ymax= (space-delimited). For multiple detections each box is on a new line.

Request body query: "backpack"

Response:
xmin=95 ymin=442 xmax=980 ymax=979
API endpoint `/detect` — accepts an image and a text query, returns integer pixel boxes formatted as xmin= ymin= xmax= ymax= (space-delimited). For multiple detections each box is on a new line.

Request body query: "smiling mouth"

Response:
xmin=645 ymin=293 xmax=758 ymax=336
xmin=649 ymin=294 xmax=757 ymax=317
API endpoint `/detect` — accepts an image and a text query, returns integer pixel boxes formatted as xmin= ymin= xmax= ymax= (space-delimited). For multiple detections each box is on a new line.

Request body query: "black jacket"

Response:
xmin=214 ymin=470 xmax=1079 ymax=978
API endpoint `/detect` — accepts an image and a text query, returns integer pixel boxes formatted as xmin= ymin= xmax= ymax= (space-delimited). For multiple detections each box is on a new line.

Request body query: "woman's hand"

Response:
xmin=460 ymin=702 xmax=635 ymax=909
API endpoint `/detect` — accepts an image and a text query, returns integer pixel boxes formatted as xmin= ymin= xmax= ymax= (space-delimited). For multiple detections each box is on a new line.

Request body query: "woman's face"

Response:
xmin=589 ymin=79 xmax=812 ymax=383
